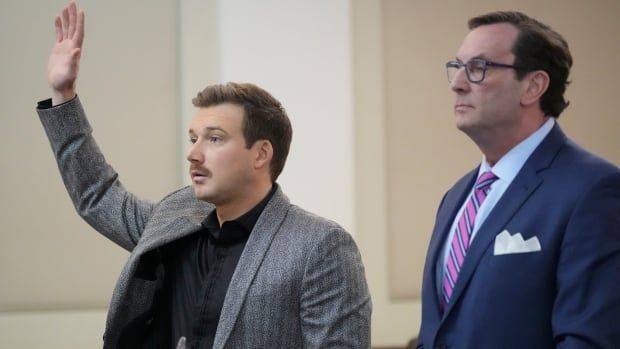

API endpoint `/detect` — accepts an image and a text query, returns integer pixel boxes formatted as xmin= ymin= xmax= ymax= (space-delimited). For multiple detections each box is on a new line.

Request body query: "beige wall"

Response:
xmin=0 ymin=0 xmax=178 ymax=347
xmin=0 ymin=0 xmax=179 ymax=311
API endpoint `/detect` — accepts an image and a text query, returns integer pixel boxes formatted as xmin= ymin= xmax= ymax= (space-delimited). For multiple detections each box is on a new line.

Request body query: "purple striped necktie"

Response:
xmin=442 ymin=170 xmax=498 ymax=308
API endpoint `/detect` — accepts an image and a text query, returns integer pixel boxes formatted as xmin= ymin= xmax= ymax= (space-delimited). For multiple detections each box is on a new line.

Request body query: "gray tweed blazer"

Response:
xmin=37 ymin=97 xmax=371 ymax=349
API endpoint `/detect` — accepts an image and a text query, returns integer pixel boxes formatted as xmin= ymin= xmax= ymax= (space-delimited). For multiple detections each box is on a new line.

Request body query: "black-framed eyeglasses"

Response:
xmin=446 ymin=58 xmax=519 ymax=83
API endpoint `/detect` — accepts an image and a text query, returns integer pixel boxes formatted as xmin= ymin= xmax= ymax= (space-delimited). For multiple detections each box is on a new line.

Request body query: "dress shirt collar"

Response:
xmin=202 ymin=183 xmax=278 ymax=243
xmin=479 ymin=117 xmax=555 ymax=183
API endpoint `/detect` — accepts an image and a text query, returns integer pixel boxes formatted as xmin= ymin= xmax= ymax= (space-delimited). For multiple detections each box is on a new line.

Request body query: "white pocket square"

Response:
xmin=493 ymin=230 xmax=541 ymax=255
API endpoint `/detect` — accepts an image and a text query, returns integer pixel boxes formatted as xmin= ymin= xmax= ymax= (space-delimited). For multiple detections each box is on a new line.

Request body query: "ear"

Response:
xmin=253 ymin=140 xmax=273 ymax=171
xmin=521 ymin=70 xmax=550 ymax=107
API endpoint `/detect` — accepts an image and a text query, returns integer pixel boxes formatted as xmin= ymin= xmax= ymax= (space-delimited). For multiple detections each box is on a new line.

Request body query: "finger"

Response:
xmin=54 ymin=16 xmax=63 ymax=42
xmin=75 ymin=10 xmax=85 ymax=47
xmin=61 ymin=6 xmax=70 ymax=39
xmin=68 ymin=1 xmax=77 ymax=37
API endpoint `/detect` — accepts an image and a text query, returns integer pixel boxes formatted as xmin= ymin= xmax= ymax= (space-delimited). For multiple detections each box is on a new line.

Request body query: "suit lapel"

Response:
xmin=213 ymin=187 xmax=291 ymax=349
xmin=441 ymin=165 xmax=542 ymax=317
xmin=424 ymin=169 xmax=478 ymax=320
xmin=441 ymin=124 xmax=567 ymax=318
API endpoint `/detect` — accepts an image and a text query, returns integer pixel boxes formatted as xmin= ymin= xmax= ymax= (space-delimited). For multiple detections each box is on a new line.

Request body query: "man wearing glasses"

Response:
xmin=417 ymin=11 xmax=620 ymax=348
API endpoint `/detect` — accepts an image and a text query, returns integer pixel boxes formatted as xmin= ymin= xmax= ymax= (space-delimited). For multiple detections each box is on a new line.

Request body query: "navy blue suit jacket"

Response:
xmin=418 ymin=125 xmax=620 ymax=349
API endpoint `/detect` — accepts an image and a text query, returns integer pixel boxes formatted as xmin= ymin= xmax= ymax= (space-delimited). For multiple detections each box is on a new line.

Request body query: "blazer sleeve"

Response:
xmin=299 ymin=228 xmax=372 ymax=348
xmin=37 ymin=96 xmax=155 ymax=251
xmin=553 ymin=172 xmax=620 ymax=348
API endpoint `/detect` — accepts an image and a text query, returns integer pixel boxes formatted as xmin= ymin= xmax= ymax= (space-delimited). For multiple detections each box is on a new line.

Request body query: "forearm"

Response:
xmin=37 ymin=96 xmax=154 ymax=250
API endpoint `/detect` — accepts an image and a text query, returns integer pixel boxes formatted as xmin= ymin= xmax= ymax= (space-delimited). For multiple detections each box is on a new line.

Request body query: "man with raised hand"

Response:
xmin=38 ymin=2 xmax=371 ymax=348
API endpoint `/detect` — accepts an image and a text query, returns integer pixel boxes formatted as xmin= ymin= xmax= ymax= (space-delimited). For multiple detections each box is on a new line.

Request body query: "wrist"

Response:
xmin=51 ymin=88 xmax=77 ymax=106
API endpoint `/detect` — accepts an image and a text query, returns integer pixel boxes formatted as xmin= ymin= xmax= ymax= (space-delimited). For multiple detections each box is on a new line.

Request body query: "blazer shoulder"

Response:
xmin=270 ymin=204 xmax=357 ymax=259
xmin=550 ymin=138 xmax=619 ymax=190
xmin=285 ymin=204 xmax=347 ymax=235
xmin=561 ymin=139 xmax=619 ymax=172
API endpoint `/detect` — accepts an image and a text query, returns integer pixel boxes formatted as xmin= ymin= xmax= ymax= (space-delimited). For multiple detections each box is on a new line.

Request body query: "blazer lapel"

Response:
xmin=213 ymin=187 xmax=291 ymax=349
xmin=424 ymin=169 xmax=478 ymax=320
xmin=441 ymin=124 xmax=567 ymax=317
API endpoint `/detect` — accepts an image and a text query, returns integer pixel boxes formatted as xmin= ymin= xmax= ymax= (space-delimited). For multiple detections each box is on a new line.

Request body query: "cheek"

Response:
xmin=211 ymin=148 xmax=250 ymax=172
xmin=476 ymin=84 xmax=515 ymax=110
xmin=475 ymin=84 xmax=498 ymax=101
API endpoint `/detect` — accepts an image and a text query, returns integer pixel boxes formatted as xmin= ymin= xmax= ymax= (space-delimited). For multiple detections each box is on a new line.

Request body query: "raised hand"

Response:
xmin=47 ymin=1 xmax=85 ymax=105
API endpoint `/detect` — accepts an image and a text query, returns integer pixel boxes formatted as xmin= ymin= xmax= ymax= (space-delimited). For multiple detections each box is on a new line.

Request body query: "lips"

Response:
xmin=454 ymin=103 xmax=473 ymax=111
xmin=190 ymin=168 xmax=210 ymax=182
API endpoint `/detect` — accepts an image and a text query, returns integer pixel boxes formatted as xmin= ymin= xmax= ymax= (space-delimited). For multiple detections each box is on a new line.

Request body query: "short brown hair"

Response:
xmin=192 ymin=82 xmax=292 ymax=181
xmin=469 ymin=11 xmax=572 ymax=118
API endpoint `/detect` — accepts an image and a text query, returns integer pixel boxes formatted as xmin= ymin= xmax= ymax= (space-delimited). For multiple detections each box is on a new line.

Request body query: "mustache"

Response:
xmin=189 ymin=165 xmax=211 ymax=176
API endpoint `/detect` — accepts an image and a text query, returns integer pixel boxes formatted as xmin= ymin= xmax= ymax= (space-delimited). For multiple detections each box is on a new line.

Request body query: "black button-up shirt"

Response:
xmin=162 ymin=185 xmax=276 ymax=349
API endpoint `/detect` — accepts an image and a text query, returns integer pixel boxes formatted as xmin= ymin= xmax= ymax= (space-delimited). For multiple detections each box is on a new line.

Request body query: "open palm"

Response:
xmin=47 ymin=1 xmax=84 ymax=93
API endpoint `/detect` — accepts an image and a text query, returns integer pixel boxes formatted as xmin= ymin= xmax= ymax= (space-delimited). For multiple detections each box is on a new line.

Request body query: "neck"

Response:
xmin=215 ymin=180 xmax=273 ymax=224
xmin=475 ymin=115 xmax=548 ymax=166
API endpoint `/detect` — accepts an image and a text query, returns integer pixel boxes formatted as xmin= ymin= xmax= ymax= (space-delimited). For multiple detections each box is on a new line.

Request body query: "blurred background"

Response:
xmin=1 ymin=0 xmax=619 ymax=347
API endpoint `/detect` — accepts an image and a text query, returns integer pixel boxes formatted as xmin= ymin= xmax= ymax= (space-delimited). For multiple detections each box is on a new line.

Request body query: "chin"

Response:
xmin=454 ymin=119 xmax=471 ymax=132
xmin=454 ymin=114 xmax=478 ymax=132
xmin=193 ymin=186 xmax=214 ymax=202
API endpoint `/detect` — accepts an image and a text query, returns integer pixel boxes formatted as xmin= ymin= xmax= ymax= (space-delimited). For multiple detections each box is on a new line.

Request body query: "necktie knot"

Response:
xmin=474 ymin=171 xmax=498 ymax=191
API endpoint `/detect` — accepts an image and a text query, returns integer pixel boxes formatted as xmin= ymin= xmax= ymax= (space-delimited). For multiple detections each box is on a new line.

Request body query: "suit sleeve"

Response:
xmin=37 ymin=96 xmax=154 ymax=251
xmin=299 ymin=228 xmax=372 ymax=348
xmin=554 ymin=172 xmax=620 ymax=348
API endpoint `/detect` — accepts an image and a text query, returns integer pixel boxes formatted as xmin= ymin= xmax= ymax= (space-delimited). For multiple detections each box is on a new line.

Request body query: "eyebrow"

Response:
xmin=188 ymin=126 xmax=228 ymax=136
xmin=456 ymin=54 xmax=491 ymax=63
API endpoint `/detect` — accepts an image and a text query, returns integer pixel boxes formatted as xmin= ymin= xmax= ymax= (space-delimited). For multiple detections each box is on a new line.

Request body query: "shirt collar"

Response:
xmin=479 ymin=117 xmax=555 ymax=182
xmin=202 ymin=183 xmax=278 ymax=242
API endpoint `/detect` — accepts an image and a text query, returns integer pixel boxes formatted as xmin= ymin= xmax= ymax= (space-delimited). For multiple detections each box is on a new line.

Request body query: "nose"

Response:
xmin=450 ymin=66 xmax=470 ymax=94
xmin=186 ymin=141 xmax=203 ymax=164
